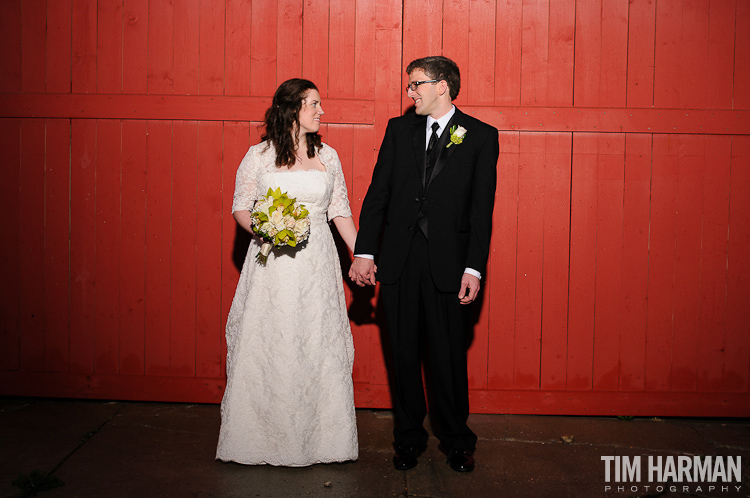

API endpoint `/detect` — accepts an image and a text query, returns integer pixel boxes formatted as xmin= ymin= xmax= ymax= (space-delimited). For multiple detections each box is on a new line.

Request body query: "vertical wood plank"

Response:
xmin=467 ymin=0 xmax=496 ymax=105
xmin=724 ymin=136 xmax=750 ymax=390
xmin=98 ymin=0 xmax=124 ymax=93
xmin=19 ymin=119 xmax=46 ymax=371
xmin=196 ymin=121 xmax=224 ymax=378
xmin=696 ymin=135 xmax=731 ymax=392
xmin=224 ymin=0 xmax=252 ymax=96
xmin=174 ymin=0 xmax=200 ymax=95
xmin=513 ymin=132 xmax=544 ymax=389
xmin=567 ymin=133 xmax=598 ymax=390
xmin=123 ymin=0 xmax=149 ymax=94
xmin=352 ymin=125 xmax=378 ymax=385
xmin=618 ymin=134 xmax=651 ymax=391
xmin=573 ymin=0 xmax=602 ymax=106
xmin=0 ymin=120 xmax=22 ymax=371
xmin=145 ymin=120 xmax=173 ymax=375
xmin=148 ymin=0 xmax=175 ymax=94
xmin=494 ymin=0 xmax=522 ymax=106
xmin=94 ymin=119 xmax=122 ymax=374
xmin=120 ymin=119 xmax=148 ymax=375
xmin=353 ymin=0 xmax=376 ymax=100
xmin=645 ymin=134 xmax=678 ymax=392
xmin=539 ymin=132 xmax=572 ymax=390
xmin=198 ymin=0 xmax=225 ymax=95
xmin=302 ymin=0 xmax=330 ymax=96
xmin=70 ymin=119 xmax=97 ymax=374
xmin=521 ymin=0 xmax=550 ymax=106
xmin=599 ymin=0 xmax=628 ymax=106
xmin=487 ymin=131 xmax=519 ymax=389
xmin=574 ymin=0 xmax=628 ymax=106
xmin=670 ymin=135 xmax=705 ymax=391
xmin=329 ymin=0 xmax=356 ymax=98
xmin=72 ymin=0 xmax=97 ymax=94
xmin=402 ymin=0 xmax=442 ymax=64
xmin=546 ymin=0 xmax=575 ymax=106
xmin=465 ymin=89 xmax=494 ymax=389
xmin=222 ymin=121 xmax=251 ymax=378
xmin=44 ymin=119 xmax=71 ymax=372
xmin=626 ymin=0 xmax=657 ymax=107
xmin=47 ymin=0 xmax=72 ymax=93
xmin=250 ymin=0 xmax=278 ymax=95
xmin=373 ymin=0 xmax=403 ymax=140
xmin=171 ymin=121 xmax=198 ymax=377
xmin=592 ymin=134 xmax=625 ymax=391
xmin=733 ymin=0 xmax=750 ymax=109
xmin=0 ymin=0 xmax=22 ymax=92
xmin=705 ymin=0 xmax=735 ymax=109
xmin=441 ymin=0 xmax=469 ymax=107
xmin=328 ymin=125 xmax=364 ymax=382
xmin=277 ymin=0 xmax=304 ymax=84
xmin=402 ymin=0 xmax=442 ymax=110
xmin=653 ymin=0 xmax=682 ymax=108
xmin=679 ymin=0 xmax=709 ymax=109
xmin=469 ymin=273 xmax=490 ymax=389
xmin=21 ymin=0 xmax=46 ymax=93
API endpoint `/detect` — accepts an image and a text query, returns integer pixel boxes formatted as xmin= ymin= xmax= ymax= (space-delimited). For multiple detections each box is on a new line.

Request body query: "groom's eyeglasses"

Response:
xmin=405 ymin=80 xmax=438 ymax=92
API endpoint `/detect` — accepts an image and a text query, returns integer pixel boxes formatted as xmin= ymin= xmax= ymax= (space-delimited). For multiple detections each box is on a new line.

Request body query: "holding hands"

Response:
xmin=349 ymin=257 xmax=377 ymax=287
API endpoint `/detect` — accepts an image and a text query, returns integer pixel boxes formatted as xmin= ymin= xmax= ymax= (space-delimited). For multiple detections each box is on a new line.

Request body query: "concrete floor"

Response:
xmin=1 ymin=397 xmax=748 ymax=498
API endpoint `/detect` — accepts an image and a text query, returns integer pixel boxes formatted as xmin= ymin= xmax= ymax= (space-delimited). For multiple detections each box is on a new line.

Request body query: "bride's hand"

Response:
xmin=349 ymin=257 xmax=377 ymax=286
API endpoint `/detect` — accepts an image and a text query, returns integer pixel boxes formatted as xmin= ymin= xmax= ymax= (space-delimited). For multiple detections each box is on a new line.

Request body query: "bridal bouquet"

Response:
xmin=250 ymin=187 xmax=310 ymax=264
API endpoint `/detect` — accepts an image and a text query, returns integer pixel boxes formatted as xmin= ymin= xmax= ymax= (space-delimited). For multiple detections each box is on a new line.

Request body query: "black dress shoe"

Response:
xmin=447 ymin=449 xmax=475 ymax=472
xmin=393 ymin=445 xmax=425 ymax=470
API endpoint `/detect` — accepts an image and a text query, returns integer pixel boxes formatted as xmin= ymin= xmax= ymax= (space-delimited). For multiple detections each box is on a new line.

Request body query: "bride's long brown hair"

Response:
xmin=261 ymin=78 xmax=323 ymax=167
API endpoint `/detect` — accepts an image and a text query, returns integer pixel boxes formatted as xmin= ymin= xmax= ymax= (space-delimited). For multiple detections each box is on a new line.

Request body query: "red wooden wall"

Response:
xmin=1 ymin=0 xmax=749 ymax=417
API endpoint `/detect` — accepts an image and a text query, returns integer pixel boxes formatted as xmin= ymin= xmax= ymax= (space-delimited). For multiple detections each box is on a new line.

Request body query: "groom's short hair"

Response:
xmin=406 ymin=56 xmax=461 ymax=101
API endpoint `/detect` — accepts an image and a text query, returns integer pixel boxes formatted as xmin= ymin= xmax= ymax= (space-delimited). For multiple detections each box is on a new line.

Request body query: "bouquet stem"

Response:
xmin=256 ymin=242 xmax=273 ymax=265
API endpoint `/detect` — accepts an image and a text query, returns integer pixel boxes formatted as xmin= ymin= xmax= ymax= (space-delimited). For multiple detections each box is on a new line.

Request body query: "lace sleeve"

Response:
xmin=325 ymin=146 xmax=353 ymax=220
xmin=232 ymin=146 xmax=260 ymax=214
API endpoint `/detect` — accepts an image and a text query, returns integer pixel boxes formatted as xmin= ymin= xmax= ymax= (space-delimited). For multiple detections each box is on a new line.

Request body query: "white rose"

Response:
xmin=270 ymin=209 xmax=283 ymax=225
xmin=454 ymin=126 xmax=467 ymax=138
xmin=294 ymin=219 xmax=310 ymax=237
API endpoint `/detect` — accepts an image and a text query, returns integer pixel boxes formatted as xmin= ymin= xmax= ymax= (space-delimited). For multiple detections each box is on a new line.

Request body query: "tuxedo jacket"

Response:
xmin=355 ymin=107 xmax=499 ymax=293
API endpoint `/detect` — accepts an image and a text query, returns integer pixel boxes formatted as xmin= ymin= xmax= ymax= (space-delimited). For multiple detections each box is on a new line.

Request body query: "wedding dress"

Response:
xmin=216 ymin=142 xmax=358 ymax=466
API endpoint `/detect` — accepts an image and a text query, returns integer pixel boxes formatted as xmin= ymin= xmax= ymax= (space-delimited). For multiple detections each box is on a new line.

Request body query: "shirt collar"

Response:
xmin=426 ymin=105 xmax=456 ymax=135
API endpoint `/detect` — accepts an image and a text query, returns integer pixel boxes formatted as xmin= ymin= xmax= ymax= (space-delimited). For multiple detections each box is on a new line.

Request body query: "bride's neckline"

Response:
xmin=275 ymin=168 xmax=326 ymax=174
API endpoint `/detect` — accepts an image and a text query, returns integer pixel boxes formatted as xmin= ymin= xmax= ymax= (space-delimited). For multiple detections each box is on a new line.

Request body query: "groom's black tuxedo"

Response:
xmin=355 ymin=106 xmax=499 ymax=453
xmin=354 ymin=107 xmax=498 ymax=290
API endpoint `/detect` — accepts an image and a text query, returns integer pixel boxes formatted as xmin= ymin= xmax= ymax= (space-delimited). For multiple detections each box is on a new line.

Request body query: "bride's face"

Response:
xmin=297 ymin=89 xmax=324 ymax=137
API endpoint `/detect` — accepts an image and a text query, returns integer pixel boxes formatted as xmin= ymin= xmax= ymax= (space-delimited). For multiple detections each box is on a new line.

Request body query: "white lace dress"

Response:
xmin=216 ymin=141 xmax=358 ymax=466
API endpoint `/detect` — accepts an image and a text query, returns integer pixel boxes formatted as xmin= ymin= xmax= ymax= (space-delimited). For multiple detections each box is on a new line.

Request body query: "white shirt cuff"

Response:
xmin=464 ymin=268 xmax=481 ymax=280
xmin=354 ymin=254 xmax=374 ymax=260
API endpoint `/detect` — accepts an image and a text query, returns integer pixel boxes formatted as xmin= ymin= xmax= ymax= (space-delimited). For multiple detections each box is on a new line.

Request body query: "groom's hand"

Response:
xmin=458 ymin=273 xmax=480 ymax=304
xmin=349 ymin=257 xmax=377 ymax=287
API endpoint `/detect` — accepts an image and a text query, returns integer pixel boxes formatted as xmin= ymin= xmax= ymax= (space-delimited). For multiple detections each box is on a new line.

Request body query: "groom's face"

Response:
xmin=407 ymin=69 xmax=440 ymax=118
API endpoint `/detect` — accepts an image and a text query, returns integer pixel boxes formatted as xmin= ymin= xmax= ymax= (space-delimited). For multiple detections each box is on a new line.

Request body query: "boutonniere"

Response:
xmin=446 ymin=125 xmax=467 ymax=148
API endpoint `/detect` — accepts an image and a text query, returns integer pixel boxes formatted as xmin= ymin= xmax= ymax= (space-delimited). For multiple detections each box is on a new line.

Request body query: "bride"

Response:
xmin=216 ymin=79 xmax=359 ymax=466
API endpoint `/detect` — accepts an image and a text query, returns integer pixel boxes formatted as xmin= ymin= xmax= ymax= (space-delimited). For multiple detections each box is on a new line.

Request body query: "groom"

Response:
xmin=350 ymin=56 xmax=498 ymax=472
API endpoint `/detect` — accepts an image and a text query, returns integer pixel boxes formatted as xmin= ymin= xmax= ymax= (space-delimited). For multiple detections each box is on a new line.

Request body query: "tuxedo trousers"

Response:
xmin=380 ymin=230 xmax=477 ymax=452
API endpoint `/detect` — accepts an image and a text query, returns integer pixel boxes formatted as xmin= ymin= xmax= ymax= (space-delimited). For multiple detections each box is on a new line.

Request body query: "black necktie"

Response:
xmin=425 ymin=122 xmax=440 ymax=184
